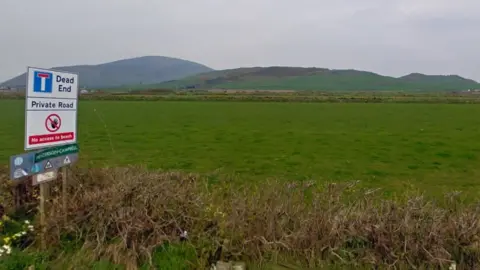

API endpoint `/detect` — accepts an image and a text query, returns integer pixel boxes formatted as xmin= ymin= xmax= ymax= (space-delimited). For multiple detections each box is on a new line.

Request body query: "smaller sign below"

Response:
xmin=9 ymin=152 xmax=35 ymax=180
xmin=10 ymin=151 xmax=79 ymax=180
xmin=34 ymin=143 xmax=79 ymax=163
xmin=32 ymin=170 xmax=58 ymax=186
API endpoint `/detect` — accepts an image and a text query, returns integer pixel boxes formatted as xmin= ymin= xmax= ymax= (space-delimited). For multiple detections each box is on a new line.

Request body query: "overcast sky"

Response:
xmin=1 ymin=0 xmax=479 ymax=82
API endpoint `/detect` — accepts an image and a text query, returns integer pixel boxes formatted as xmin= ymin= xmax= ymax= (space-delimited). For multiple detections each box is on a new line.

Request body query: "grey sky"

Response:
xmin=1 ymin=0 xmax=480 ymax=82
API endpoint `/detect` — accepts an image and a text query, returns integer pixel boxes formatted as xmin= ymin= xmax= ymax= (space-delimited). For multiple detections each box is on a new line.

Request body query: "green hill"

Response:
xmin=144 ymin=67 xmax=480 ymax=91
xmin=0 ymin=56 xmax=214 ymax=89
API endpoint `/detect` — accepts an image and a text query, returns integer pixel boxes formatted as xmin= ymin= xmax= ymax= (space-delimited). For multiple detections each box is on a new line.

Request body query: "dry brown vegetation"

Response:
xmin=2 ymin=166 xmax=480 ymax=268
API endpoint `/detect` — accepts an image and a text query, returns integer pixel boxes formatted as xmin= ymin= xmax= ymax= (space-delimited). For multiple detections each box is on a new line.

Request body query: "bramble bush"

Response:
xmin=1 ymin=166 xmax=479 ymax=269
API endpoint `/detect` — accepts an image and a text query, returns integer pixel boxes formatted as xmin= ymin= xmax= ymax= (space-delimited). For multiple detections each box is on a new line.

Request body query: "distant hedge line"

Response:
xmin=2 ymin=92 xmax=480 ymax=104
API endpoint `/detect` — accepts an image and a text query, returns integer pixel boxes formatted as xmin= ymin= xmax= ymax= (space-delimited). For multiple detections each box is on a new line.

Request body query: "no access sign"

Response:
xmin=45 ymin=114 xmax=61 ymax=132
xmin=25 ymin=67 xmax=78 ymax=150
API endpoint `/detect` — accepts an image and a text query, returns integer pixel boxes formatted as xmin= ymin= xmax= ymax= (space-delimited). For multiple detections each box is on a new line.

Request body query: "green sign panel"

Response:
xmin=35 ymin=143 xmax=79 ymax=163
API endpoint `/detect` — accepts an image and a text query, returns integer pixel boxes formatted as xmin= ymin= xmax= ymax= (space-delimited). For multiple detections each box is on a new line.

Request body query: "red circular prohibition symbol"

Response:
xmin=45 ymin=114 xmax=61 ymax=132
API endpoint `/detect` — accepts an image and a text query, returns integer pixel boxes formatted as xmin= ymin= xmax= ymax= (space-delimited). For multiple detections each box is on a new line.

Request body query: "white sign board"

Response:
xmin=32 ymin=170 xmax=58 ymax=186
xmin=25 ymin=67 xmax=78 ymax=150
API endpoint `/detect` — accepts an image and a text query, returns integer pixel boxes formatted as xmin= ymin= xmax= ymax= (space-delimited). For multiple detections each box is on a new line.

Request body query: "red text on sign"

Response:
xmin=28 ymin=132 xmax=74 ymax=145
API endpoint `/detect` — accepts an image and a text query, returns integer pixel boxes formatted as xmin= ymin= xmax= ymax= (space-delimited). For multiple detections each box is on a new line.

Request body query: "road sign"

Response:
xmin=34 ymin=143 xmax=79 ymax=163
xmin=33 ymin=71 xmax=53 ymax=93
xmin=32 ymin=170 xmax=58 ymax=186
xmin=9 ymin=150 xmax=79 ymax=180
xmin=45 ymin=114 xmax=61 ymax=132
xmin=25 ymin=67 xmax=78 ymax=150
xmin=14 ymin=157 xmax=23 ymax=166
xmin=44 ymin=161 xmax=53 ymax=170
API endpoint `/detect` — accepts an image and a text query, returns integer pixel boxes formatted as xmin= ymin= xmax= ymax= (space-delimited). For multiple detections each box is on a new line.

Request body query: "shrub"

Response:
xmin=4 ymin=166 xmax=474 ymax=269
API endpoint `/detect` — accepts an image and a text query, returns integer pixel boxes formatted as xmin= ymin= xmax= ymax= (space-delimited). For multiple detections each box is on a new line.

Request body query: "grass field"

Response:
xmin=3 ymin=97 xmax=480 ymax=269
xmin=2 ymin=99 xmax=480 ymax=197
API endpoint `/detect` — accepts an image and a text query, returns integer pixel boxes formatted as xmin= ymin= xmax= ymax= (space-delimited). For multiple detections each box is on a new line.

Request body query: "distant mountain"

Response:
xmin=146 ymin=67 xmax=480 ymax=91
xmin=397 ymin=73 xmax=480 ymax=90
xmin=0 ymin=56 xmax=214 ymax=89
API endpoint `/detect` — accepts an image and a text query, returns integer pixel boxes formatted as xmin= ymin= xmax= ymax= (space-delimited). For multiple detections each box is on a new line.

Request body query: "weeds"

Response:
xmin=2 ymin=167 xmax=479 ymax=268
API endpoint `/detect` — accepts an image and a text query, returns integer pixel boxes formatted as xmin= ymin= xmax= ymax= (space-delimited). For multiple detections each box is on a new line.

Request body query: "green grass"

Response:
xmin=2 ymin=100 xmax=480 ymax=197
